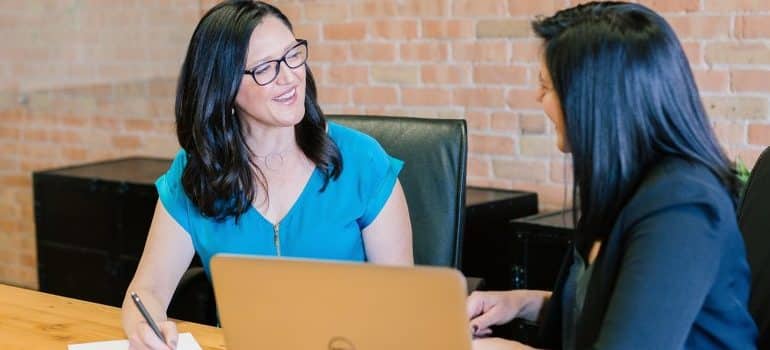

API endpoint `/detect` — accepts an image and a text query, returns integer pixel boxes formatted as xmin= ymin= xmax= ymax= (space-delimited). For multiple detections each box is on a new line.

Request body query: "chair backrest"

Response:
xmin=328 ymin=115 xmax=468 ymax=268
xmin=737 ymin=146 xmax=770 ymax=348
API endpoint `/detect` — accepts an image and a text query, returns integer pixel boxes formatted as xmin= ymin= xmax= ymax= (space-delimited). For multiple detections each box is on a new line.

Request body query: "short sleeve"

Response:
xmin=155 ymin=150 xmax=194 ymax=233
xmin=358 ymin=140 xmax=404 ymax=228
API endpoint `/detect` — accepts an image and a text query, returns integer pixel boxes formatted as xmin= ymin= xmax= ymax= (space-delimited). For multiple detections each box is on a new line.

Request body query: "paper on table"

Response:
xmin=68 ymin=332 xmax=202 ymax=350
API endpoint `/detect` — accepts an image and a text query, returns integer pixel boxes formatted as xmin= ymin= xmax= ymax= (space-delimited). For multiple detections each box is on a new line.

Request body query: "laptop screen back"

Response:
xmin=210 ymin=254 xmax=472 ymax=350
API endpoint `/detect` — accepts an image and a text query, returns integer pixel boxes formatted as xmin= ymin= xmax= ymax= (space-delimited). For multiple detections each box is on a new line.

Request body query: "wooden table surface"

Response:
xmin=0 ymin=283 xmax=225 ymax=350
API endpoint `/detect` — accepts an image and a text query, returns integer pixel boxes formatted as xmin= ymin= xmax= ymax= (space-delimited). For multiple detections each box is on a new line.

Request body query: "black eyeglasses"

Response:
xmin=243 ymin=39 xmax=308 ymax=86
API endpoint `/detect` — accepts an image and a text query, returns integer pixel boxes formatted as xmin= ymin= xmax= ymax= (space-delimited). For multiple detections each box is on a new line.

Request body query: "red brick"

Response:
xmin=704 ymin=0 xmax=770 ymax=11
xmin=703 ymin=96 xmax=769 ymax=120
xmin=19 ymin=144 xmax=52 ymax=159
xmin=452 ymin=0 xmax=507 ymax=16
xmin=732 ymin=70 xmax=770 ymax=93
xmin=748 ymin=124 xmax=770 ymax=145
xmin=473 ymin=65 xmax=528 ymax=85
xmin=476 ymin=19 xmax=532 ymax=38
xmin=508 ymin=0 xmax=563 ymax=16
xmin=713 ymin=120 xmax=746 ymax=143
xmin=112 ymin=135 xmax=141 ymax=149
xmin=682 ymin=41 xmax=703 ymax=66
xmin=511 ymin=40 xmax=542 ymax=64
xmin=370 ymin=20 xmax=418 ymax=40
xmin=398 ymin=0 xmax=448 ymax=16
xmin=350 ymin=43 xmax=396 ymax=62
xmin=61 ymin=146 xmax=89 ymax=162
xmin=454 ymin=88 xmax=506 ymax=108
xmin=351 ymin=1 xmax=398 ymax=17
xmin=643 ymin=0 xmax=701 ymax=13
xmin=490 ymin=111 xmax=518 ymax=131
xmin=469 ymin=134 xmax=515 ymax=154
xmin=312 ymin=43 xmax=351 ymax=62
xmin=736 ymin=147 xmax=764 ymax=168
xmin=294 ymin=23 xmax=322 ymax=42
xmin=667 ymin=16 xmax=731 ymax=39
xmin=304 ymin=3 xmax=349 ymax=21
xmin=318 ymin=86 xmax=350 ymax=105
xmin=371 ymin=65 xmax=420 ymax=84
xmin=453 ymin=41 xmax=510 ymax=63
xmin=468 ymin=156 xmax=491 ymax=177
xmin=353 ymin=87 xmax=398 ymax=105
xmin=520 ymin=113 xmax=547 ymax=134
xmin=466 ymin=110 xmax=491 ymax=130
xmin=0 ymin=109 xmax=26 ymax=124
xmin=421 ymin=64 xmax=471 ymax=85
xmin=323 ymin=22 xmax=367 ymax=41
xmin=92 ymin=117 xmax=122 ymax=130
xmin=50 ymin=130 xmax=83 ymax=144
xmin=492 ymin=159 xmax=548 ymax=181
xmin=0 ymin=126 xmax=20 ymax=139
xmin=400 ymin=42 xmax=449 ymax=62
xmin=550 ymin=159 xmax=573 ymax=184
xmin=123 ymin=119 xmax=155 ymax=132
xmin=402 ymin=88 xmax=452 ymax=106
xmin=422 ymin=20 xmax=474 ymax=39
xmin=506 ymin=89 xmax=542 ymax=110
xmin=737 ymin=15 xmax=770 ymax=38
xmin=326 ymin=66 xmax=369 ymax=84
xmin=520 ymin=135 xmax=559 ymax=157
xmin=705 ymin=42 xmax=770 ymax=65
xmin=693 ymin=69 xmax=729 ymax=93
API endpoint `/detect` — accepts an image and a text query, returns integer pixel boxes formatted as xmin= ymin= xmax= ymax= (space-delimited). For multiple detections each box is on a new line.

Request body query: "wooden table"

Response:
xmin=0 ymin=283 xmax=225 ymax=350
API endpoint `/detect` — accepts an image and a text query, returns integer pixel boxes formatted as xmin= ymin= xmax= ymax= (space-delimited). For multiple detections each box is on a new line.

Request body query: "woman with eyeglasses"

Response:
xmin=467 ymin=2 xmax=757 ymax=349
xmin=121 ymin=1 xmax=413 ymax=348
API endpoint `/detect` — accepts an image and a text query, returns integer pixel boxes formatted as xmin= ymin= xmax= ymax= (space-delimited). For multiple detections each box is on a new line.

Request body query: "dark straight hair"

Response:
xmin=176 ymin=0 xmax=342 ymax=221
xmin=532 ymin=1 xmax=739 ymax=252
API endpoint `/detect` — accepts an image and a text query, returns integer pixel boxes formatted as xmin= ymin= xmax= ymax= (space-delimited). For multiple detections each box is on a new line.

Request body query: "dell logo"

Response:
xmin=328 ymin=336 xmax=356 ymax=350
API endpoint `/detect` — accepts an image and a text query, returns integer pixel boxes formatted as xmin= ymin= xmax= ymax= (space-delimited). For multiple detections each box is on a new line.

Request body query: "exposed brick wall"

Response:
xmin=2 ymin=0 xmax=769 ymax=288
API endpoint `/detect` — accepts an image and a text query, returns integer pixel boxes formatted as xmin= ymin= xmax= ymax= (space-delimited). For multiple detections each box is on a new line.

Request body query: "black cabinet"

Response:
xmin=34 ymin=157 xmax=172 ymax=307
xmin=508 ymin=210 xmax=574 ymax=291
xmin=461 ymin=187 xmax=539 ymax=290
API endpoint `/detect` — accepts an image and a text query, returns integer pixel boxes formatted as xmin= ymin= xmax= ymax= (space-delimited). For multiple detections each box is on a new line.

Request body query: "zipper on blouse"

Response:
xmin=273 ymin=223 xmax=282 ymax=256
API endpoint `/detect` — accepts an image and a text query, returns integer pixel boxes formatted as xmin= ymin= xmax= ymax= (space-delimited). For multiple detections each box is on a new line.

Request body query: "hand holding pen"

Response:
xmin=129 ymin=292 xmax=179 ymax=350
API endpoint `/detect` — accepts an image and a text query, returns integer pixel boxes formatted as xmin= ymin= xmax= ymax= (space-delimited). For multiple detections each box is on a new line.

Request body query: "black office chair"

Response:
xmin=328 ymin=114 xmax=468 ymax=267
xmin=167 ymin=266 xmax=218 ymax=326
xmin=737 ymin=146 xmax=770 ymax=349
xmin=168 ymin=114 xmax=469 ymax=325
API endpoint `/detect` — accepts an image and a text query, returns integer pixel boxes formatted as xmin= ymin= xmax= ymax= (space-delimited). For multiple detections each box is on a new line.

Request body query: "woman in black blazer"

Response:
xmin=467 ymin=2 xmax=758 ymax=349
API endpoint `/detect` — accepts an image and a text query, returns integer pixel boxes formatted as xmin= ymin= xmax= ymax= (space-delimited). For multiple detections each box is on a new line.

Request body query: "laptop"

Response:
xmin=210 ymin=254 xmax=473 ymax=350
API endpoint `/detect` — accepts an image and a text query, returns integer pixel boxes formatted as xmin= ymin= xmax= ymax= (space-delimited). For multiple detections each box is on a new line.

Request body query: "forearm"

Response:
xmin=517 ymin=290 xmax=551 ymax=322
xmin=121 ymin=284 xmax=169 ymax=335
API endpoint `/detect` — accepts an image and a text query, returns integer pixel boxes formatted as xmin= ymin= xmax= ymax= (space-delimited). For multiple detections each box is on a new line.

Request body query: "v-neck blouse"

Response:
xmin=156 ymin=122 xmax=403 ymax=274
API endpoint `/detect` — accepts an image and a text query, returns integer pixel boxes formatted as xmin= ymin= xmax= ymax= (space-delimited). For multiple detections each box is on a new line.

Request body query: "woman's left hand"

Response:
xmin=472 ymin=337 xmax=534 ymax=350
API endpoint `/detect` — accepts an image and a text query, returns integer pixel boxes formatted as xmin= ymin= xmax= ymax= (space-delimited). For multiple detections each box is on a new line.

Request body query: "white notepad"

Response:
xmin=68 ymin=332 xmax=202 ymax=350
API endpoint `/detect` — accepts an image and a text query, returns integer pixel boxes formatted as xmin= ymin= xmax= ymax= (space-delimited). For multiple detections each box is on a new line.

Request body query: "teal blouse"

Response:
xmin=156 ymin=122 xmax=403 ymax=274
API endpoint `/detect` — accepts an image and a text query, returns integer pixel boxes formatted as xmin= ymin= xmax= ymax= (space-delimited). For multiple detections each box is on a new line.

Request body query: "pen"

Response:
xmin=130 ymin=292 xmax=167 ymax=344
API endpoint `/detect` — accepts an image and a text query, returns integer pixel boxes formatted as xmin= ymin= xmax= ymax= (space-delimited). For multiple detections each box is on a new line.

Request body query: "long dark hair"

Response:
xmin=176 ymin=0 xmax=342 ymax=221
xmin=532 ymin=1 xmax=739 ymax=251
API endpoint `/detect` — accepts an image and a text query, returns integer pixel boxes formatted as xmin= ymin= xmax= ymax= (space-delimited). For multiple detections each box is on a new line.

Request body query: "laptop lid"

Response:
xmin=210 ymin=254 xmax=473 ymax=350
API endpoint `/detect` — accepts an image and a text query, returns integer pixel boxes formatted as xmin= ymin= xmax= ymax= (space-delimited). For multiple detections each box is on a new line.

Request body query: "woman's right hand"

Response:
xmin=467 ymin=290 xmax=550 ymax=337
xmin=467 ymin=291 xmax=525 ymax=335
xmin=127 ymin=320 xmax=179 ymax=350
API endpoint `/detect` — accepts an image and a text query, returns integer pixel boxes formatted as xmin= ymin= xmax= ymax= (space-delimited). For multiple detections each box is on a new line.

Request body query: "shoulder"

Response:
xmin=619 ymin=157 xmax=736 ymax=231
xmin=160 ymin=149 xmax=188 ymax=183
xmin=159 ymin=149 xmax=187 ymax=183
xmin=171 ymin=149 xmax=188 ymax=169
xmin=327 ymin=121 xmax=387 ymax=160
